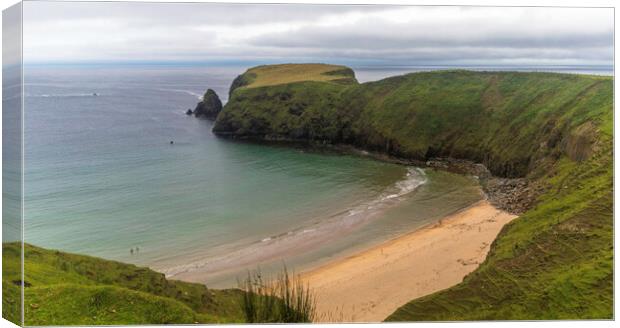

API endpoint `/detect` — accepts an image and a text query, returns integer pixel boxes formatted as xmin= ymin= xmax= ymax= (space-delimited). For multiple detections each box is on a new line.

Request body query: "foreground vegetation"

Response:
xmin=238 ymin=268 xmax=316 ymax=323
xmin=2 ymin=243 xmax=323 ymax=325
xmin=2 ymin=243 xmax=245 ymax=325
xmin=215 ymin=65 xmax=613 ymax=320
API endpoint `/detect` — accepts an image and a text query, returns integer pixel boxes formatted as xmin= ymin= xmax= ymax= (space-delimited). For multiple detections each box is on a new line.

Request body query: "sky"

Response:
xmin=22 ymin=2 xmax=614 ymax=67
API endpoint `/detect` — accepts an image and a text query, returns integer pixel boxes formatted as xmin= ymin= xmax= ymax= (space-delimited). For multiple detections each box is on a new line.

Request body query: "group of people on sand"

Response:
xmin=130 ymin=246 xmax=140 ymax=255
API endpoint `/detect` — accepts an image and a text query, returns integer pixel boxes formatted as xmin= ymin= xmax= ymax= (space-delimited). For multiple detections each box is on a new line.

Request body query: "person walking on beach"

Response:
xmin=130 ymin=248 xmax=134 ymax=255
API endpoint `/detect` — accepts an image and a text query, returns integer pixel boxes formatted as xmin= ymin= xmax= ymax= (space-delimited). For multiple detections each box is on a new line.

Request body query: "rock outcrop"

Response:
xmin=193 ymin=89 xmax=222 ymax=120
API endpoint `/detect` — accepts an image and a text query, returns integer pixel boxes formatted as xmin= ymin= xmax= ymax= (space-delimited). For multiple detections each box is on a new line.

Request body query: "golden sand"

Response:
xmin=302 ymin=200 xmax=517 ymax=322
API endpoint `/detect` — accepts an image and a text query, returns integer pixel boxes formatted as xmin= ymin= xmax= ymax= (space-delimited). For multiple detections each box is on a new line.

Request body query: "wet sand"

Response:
xmin=302 ymin=200 xmax=517 ymax=322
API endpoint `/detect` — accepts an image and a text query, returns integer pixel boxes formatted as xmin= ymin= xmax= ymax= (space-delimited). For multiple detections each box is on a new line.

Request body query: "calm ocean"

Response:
xmin=20 ymin=64 xmax=609 ymax=287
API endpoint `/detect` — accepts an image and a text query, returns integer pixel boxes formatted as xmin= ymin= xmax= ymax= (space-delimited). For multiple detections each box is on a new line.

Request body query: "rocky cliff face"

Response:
xmin=228 ymin=72 xmax=256 ymax=99
xmin=193 ymin=89 xmax=222 ymax=120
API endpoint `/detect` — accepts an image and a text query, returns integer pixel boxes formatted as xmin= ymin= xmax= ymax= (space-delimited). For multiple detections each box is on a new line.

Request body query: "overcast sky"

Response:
xmin=22 ymin=2 xmax=613 ymax=66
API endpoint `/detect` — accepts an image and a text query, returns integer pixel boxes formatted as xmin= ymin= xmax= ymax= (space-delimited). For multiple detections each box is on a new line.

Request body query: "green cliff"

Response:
xmin=215 ymin=66 xmax=610 ymax=178
xmin=2 ymin=243 xmax=244 ymax=325
xmin=214 ymin=64 xmax=613 ymax=319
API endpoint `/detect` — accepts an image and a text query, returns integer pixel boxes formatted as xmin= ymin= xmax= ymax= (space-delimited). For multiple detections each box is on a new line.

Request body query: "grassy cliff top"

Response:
xmin=231 ymin=63 xmax=357 ymax=91
xmin=246 ymin=63 xmax=356 ymax=87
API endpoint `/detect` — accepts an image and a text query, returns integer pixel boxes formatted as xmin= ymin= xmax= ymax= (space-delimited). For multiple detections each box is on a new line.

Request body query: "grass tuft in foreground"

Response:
xmin=238 ymin=267 xmax=316 ymax=323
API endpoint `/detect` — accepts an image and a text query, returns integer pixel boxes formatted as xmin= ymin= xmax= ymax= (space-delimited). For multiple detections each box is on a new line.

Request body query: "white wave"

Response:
xmin=159 ymin=88 xmax=203 ymax=100
xmin=394 ymin=167 xmax=427 ymax=197
xmin=355 ymin=167 xmax=427 ymax=211
xmin=348 ymin=209 xmax=363 ymax=216
xmin=25 ymin=92 xmax=100 ymax=98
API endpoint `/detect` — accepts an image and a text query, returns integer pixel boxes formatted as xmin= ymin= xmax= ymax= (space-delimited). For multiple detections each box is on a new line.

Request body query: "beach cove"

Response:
xmin=21 ymin=65 xmax=519 ymax=322
xmin=22 ymin=65 xmax=485 ymax=289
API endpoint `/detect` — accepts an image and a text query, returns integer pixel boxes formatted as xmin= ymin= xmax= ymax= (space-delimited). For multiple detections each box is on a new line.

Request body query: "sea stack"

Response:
xmin=193 ymin=89 xmax=222 ymax=120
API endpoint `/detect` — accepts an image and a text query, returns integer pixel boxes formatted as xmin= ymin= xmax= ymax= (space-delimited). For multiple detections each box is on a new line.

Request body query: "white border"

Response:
xmin=0 ymin=1 xmax=617 ymax=328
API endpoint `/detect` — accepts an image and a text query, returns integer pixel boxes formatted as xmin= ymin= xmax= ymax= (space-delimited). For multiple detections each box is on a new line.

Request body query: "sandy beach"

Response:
xmin=302 ymin=200 xmax=517 ymax=322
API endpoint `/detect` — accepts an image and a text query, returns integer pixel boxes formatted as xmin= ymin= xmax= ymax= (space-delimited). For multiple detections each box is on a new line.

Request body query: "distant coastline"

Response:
xmin=23 ymin=61 xmax=613 ymax=76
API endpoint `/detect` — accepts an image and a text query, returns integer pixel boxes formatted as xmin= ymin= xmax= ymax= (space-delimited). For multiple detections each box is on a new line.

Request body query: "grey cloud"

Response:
xmin=24 ymin=1 xmax=376 ymax=27
xmin=249 ymin=27 xmax=612 ymax=51
xmin=21 ymin=2 xmax=614 ymax=66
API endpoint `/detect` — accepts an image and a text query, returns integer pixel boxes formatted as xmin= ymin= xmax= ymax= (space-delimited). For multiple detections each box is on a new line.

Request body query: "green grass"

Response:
xmin=2 ymin=279 xmax=21 ymax=325
xmin=3 ymin=243 xmax=320 ymax=325
xmin=215 ymin=64 xmax=613 ymax=320
xmin=238 ymin=268 xmax=316 ymax=323
xmin=238 ymin=63 xmax=357 ymax=89
xmin=24 ymin=284 xmax=197 ymax=325
xmin=2 ymin=243 xmax=245 ymax=325
xmin=215 ymin=80 xmax=350 ymax=140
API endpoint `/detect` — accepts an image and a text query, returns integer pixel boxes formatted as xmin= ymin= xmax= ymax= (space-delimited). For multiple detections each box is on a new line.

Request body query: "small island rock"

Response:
xmin=193 ymin=89 xmax=222 ymax=120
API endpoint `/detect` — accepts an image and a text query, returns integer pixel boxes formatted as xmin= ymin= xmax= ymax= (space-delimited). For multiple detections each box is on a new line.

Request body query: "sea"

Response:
xmin=17 ymin=63 xmax=612 ymax=287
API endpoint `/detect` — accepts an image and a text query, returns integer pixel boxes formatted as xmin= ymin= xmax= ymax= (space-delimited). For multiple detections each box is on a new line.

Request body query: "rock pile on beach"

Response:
xmin=483 ymin=177 xmax=545 ymax=215
xmin=423 ymin=157 xmax=543 ymax=215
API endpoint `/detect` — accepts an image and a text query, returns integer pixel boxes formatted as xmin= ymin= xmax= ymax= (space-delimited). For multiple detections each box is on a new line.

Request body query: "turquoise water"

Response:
xmin=22 ymin=65 xmax=482 ymax=287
